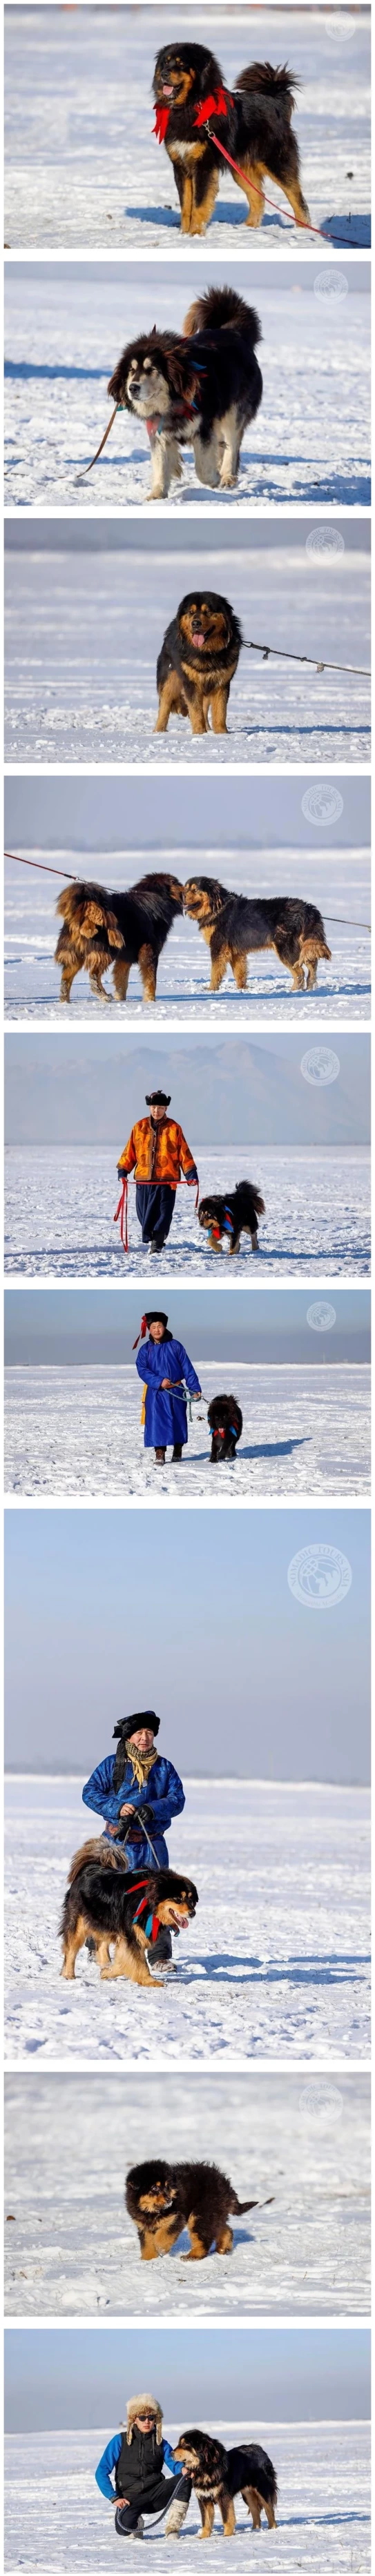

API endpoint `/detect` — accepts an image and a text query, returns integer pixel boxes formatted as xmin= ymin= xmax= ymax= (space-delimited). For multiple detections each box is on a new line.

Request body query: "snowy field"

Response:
xmin=3 ymin=1363 xmax=370 ymax=1498
xmin=4 ymin=843 xmax=371 ymax=1024
xmin=5 ymin=2066 xmax=370 ymax=2319
xmin=4 ymin=1147 xmax=371 ymax=1280
xmin=4 ymin=262 xmax=370 ymax=512
xmin=4 ymin=539 xmax=370 ymax=766
xmin=4 ymin=4 xmax=371 ymax=250
xmin=3 ymin=1779 xmax=370 ymax=2063
xmin=3 ymin=2422 xmax=372 ymax=2573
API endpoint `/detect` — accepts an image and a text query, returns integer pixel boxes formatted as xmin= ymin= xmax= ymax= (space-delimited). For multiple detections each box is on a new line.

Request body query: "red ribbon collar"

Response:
xmin=153 ymin=87 xmax=230 ymax=143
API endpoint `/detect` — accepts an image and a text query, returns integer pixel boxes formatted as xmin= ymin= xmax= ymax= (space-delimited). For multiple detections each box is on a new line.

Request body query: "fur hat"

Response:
xmin=146 ymin=1091 xmax=171 ymax=1107
xmin=113 ymin=1712 xmax=160 ymax=1746
xmin=133 ymin=1311 xmax=169 ymax=1348
xmin=125 ymin=2394 xmax=164 ymax=2444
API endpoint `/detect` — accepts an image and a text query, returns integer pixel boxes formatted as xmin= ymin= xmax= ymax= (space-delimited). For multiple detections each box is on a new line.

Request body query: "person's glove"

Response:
xmin=137 ymin=1803 xmax=155 ymax=1830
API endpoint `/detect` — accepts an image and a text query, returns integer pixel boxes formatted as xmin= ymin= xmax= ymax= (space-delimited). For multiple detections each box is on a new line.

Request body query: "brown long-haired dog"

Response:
xmin=59 ymin=1858 xmax=198 ymax=1989
xmin=184 ymin=875 xmax=331 ymax=993
xmin=155 ymin=593 xmax=242 ymax=737
xmin=125 ymin=2157 xmax=261 ymax=2263
xmin=173 ymin=2430 xmax=278 ymax=2536
xmin=153 ymin=41 xmax=309 ymax=237
xmin=55 ymin=871 xmax=184 ymax=1005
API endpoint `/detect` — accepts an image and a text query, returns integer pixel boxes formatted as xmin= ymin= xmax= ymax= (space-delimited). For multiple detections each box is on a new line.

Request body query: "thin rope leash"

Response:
xmin=5 ymin=849 xmax=78 ymax=880
xmin=205 ymin=118 xmax=358 ymax=249
xmin=242 ymin=641 xmax=370 ymax=677
xmin=5 ymin=853 xmax=370 ymax=934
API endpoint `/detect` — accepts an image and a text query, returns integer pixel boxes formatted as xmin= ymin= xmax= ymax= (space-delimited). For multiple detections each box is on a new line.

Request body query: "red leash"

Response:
xmin=205 ymin=124 xmax=354 ymax=248
xmin=113 ymin=1175 xmax=128 ymax=1253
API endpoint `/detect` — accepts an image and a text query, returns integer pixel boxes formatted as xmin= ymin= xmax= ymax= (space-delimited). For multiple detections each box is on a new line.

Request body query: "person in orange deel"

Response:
xmin=117 ymin=1089 xmax=198 ymax=1254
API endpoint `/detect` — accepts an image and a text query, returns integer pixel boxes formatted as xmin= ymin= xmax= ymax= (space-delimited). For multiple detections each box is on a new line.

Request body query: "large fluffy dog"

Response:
xmin=184 ymin=875 xmax=331 ymax=992
xmin=155 ymin=594 xmax=242 ymax=737
xmin=153 ymin=42 xmax=310 ymax=236
xmin=174 ymin=2430 xmax=278 ymax=2535
xmin=55 ymin=871 xmax=184 ymax=1004
xmin=108 ymin=286 xmax=262 ymax=499
xmin=126 ymin=2157 xmax=260 ymax=2262
xmin=208 ymin=1395 xmax=243 ymax=1461
xmin=199 ymin=1180 xmax=265 ymax=1256
xmin=60 ymin=1854 xmax=198 ymax=1988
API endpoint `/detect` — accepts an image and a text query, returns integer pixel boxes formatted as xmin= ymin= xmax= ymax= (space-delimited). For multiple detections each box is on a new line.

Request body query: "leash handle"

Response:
xmin=113 ymin=1175 xmax=128 ymax=1252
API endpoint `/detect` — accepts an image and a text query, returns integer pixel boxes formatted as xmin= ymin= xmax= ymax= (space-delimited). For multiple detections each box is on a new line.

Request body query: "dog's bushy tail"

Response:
xmin=238 ymin=1181 xmax=265 ymax=1219
xmin=183 ymin=284 xmax=262 ymax=348
xmin=228 ymin=2189 xmax=260 ymax=2214
xmin=236 ymin=59 xmax=298 ymax=118
xmin=56 ymin=882 xmax=124 ymax=953
xmin=66 ymin=1837 xmax=125 ymax=1885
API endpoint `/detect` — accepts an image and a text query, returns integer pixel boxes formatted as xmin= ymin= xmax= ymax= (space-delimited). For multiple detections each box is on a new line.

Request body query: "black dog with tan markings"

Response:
xmin=126 ymin=2157 xmax=260 ymax=2263
xmin=155 ymin=593 xmax=242 ymax=737
xmin=108 ymin=286 xmax=262 ymax=500
xmin=173 ymin=2429 xmax=278 ymax=2535
xmin=184 ymin=875 xmax=331 ymax=993
xmin=60 ymin=1854 xmax=198 ymax=1989
xmin=199 ymin=1180 xmax=265 ymax=1257
xmin=55 ymin=870 xmax=184 ymax=1004
xmin=153 ymin=41 xmax=310 ymax=237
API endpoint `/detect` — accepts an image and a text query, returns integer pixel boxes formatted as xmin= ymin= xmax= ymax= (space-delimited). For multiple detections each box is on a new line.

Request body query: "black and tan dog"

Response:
xmin=153 ymin=41 xmax=310 ymax=237
xmin=126 ymin=2157 xmax=260 ymax=2262
xmin=199 ymin=1180 xmax=265 ymax=1257
xmin=155 ymin=594 xmax=242 ymax=737
xmin=60 ymin=1854 xmax=198 ymax=1988
xmin=208 ymin=1395 xmax=243 ymax=1461
xmin=55 ymin=870 xmax=184 ymax=1005
xmin=173 ymin=2430 xmax=278 ymax=2535
xmin=108 ymin=287 xmax=262 ymax=499
xmin=184 ymin=875 xmax=331 ymax=993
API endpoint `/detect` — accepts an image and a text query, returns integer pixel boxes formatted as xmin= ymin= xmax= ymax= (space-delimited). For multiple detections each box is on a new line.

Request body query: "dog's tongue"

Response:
xmin=192 ymin=629 xmax=206 ymax=649
xmin=162 ymin=83 xmax=174 ymax=95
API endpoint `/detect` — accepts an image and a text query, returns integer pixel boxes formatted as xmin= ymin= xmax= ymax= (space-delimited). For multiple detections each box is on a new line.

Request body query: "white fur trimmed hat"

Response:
xmin=125 ymin=2394 xmax=164 ymax=2444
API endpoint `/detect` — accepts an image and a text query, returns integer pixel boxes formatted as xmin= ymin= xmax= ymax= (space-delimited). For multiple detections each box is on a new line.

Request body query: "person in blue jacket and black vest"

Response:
xmin=82 ymin=1707 xmax=185 ymax=1965
xmin=95 ymin=2392 xmax=191 ymax=2540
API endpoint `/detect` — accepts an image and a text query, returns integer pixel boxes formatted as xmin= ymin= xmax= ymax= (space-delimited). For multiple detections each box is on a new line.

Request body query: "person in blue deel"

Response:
xmin=82 ymin=1707 xmax=185 ymax=1965
xmin=95 ymin=2392 xmax=191 ymax=2541
xmin=134 ymin=1308 xmax=202 ymax=1465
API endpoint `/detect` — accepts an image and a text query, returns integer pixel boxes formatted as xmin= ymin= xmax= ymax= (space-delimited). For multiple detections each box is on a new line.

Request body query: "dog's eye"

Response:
xmin=143 ymin=359 xmax=153 ymax=373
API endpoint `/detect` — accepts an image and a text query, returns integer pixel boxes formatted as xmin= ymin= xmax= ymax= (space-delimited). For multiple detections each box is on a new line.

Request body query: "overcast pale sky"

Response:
xmin=5 ymin=770 xmax=369 ymax=852
xmin=5 ymin=1506 xmax=369 ymax=1781
xmin=5 ymin=2325 xmax=370 ymax=2434
xmin=4 ymin=1286 xmax=370 ymax=1366
xmin=5 ymin=1030 xmax=370 ymax=1146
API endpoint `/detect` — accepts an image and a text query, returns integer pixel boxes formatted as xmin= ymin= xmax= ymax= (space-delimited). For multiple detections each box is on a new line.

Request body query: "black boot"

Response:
xmin=172 ymin=1443 xmax=182 ymax=1461
xmin=147 ymin=1925 xmax=173 ymax=1965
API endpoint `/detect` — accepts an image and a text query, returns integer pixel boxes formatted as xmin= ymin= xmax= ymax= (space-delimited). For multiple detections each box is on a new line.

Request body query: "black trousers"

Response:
xmin=136 ymin=1182 xmax=176 ymax=1247
xmin=115 ymin=2473 xmax=191 ymax=2533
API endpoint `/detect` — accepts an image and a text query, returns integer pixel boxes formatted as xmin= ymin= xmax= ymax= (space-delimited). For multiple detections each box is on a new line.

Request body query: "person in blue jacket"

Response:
xmin=82 ymin=1707 xmax=185 ymax=1963
xmin=134 ymin=1308 xmax=202 ymax=1465
xmin=95 ymin=2392 xmax=191 ymax=2541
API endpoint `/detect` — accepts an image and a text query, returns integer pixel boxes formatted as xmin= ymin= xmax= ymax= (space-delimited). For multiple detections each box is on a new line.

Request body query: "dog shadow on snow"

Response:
xmin=184 ymin=1437 xmax=308 ymax=1467
xmin=186 ymin=1950 xmax=367 ymax=1989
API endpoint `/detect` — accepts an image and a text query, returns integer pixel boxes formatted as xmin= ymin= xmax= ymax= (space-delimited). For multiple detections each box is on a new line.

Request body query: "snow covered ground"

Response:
xmin=4 ymin=1363 xmax=370 ymax=1498
xmin=4 ymin=1777 xmax=370 ymax=2063
xmin=4 ymin=3 xmax=371 ymax=250
xmin=4 ymin=1147 xmax=371 ymax=1279
xmin=5 ymin=2065 xmax=370 ymax=2319
xmin=3 ymin=2421 xmax=372 ymax=2572
xmin=4 ymin=262 xmax=370 ymax=511
xmin=4 ymin=843 xmax=371 ymax=1024
xmin=4 ymin=537 xmax=370 ymax=766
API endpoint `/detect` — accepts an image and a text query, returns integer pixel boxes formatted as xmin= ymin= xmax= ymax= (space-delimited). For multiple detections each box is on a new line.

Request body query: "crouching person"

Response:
xmin=95 ymin=2393 xmax=191 ymax=2539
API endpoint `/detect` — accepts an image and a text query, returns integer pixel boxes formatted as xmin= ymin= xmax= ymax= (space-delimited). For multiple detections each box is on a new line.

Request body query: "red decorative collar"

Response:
xmin=153 ymin=88 xmax=230 ymax=143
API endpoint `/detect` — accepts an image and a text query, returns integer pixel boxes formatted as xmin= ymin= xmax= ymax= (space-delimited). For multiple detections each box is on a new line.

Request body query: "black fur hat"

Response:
xmin=146 ymin=1090 xmax=171 ymax=1107
xmin=113 ymin=1712 xmax=160 ymax=1790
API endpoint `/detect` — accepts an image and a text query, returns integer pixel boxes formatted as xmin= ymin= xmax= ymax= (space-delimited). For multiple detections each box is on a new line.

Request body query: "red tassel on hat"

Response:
xmin=153 ymin=102 xmax=171 ymax=141
xmin=133 ymin=1316 xmax=147 ymax=1349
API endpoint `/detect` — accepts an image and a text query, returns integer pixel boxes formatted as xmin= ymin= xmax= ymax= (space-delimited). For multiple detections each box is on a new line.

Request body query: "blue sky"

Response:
xmin=5 ymin=1507 xmax=369 ymax=1781
xmin=4 ymin=1286 xmax=370 ymax=1366
xmin=5 ymin=1030 xmax=370 ymax=1147
xmin=5 ymin=770 xmax=369 ymax=853
xmin=4 ymin=2326 xmax=370 ymax=2433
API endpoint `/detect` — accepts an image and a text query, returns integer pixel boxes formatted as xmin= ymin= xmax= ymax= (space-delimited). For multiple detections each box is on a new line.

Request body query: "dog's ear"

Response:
xmin=167 ymin=347 xmax=198 ymax=403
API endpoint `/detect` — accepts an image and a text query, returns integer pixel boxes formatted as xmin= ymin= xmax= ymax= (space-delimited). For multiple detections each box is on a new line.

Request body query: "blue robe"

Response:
xmin=82 ymin=1750 xmax=184 ymax=1869
xmin=136 ymin=1335 xmax=201 ymax=1447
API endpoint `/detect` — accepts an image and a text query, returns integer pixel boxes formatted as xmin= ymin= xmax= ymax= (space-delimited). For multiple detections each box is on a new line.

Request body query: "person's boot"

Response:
xmin=147 ymin=1924 xmax=173 ymax=1967
xmin=155 ymin=1447 xmax=166 ymax=1465
xmin=172 ymin=1443 xmax=182 ymax=1461
xmin=149 ymin=1238 xmax=160 ymax=1254
xmin=164 ymin=2497 xmax=190 ymax=2537
xmin=115 ymin=2511 xmax=144 ymax=2537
